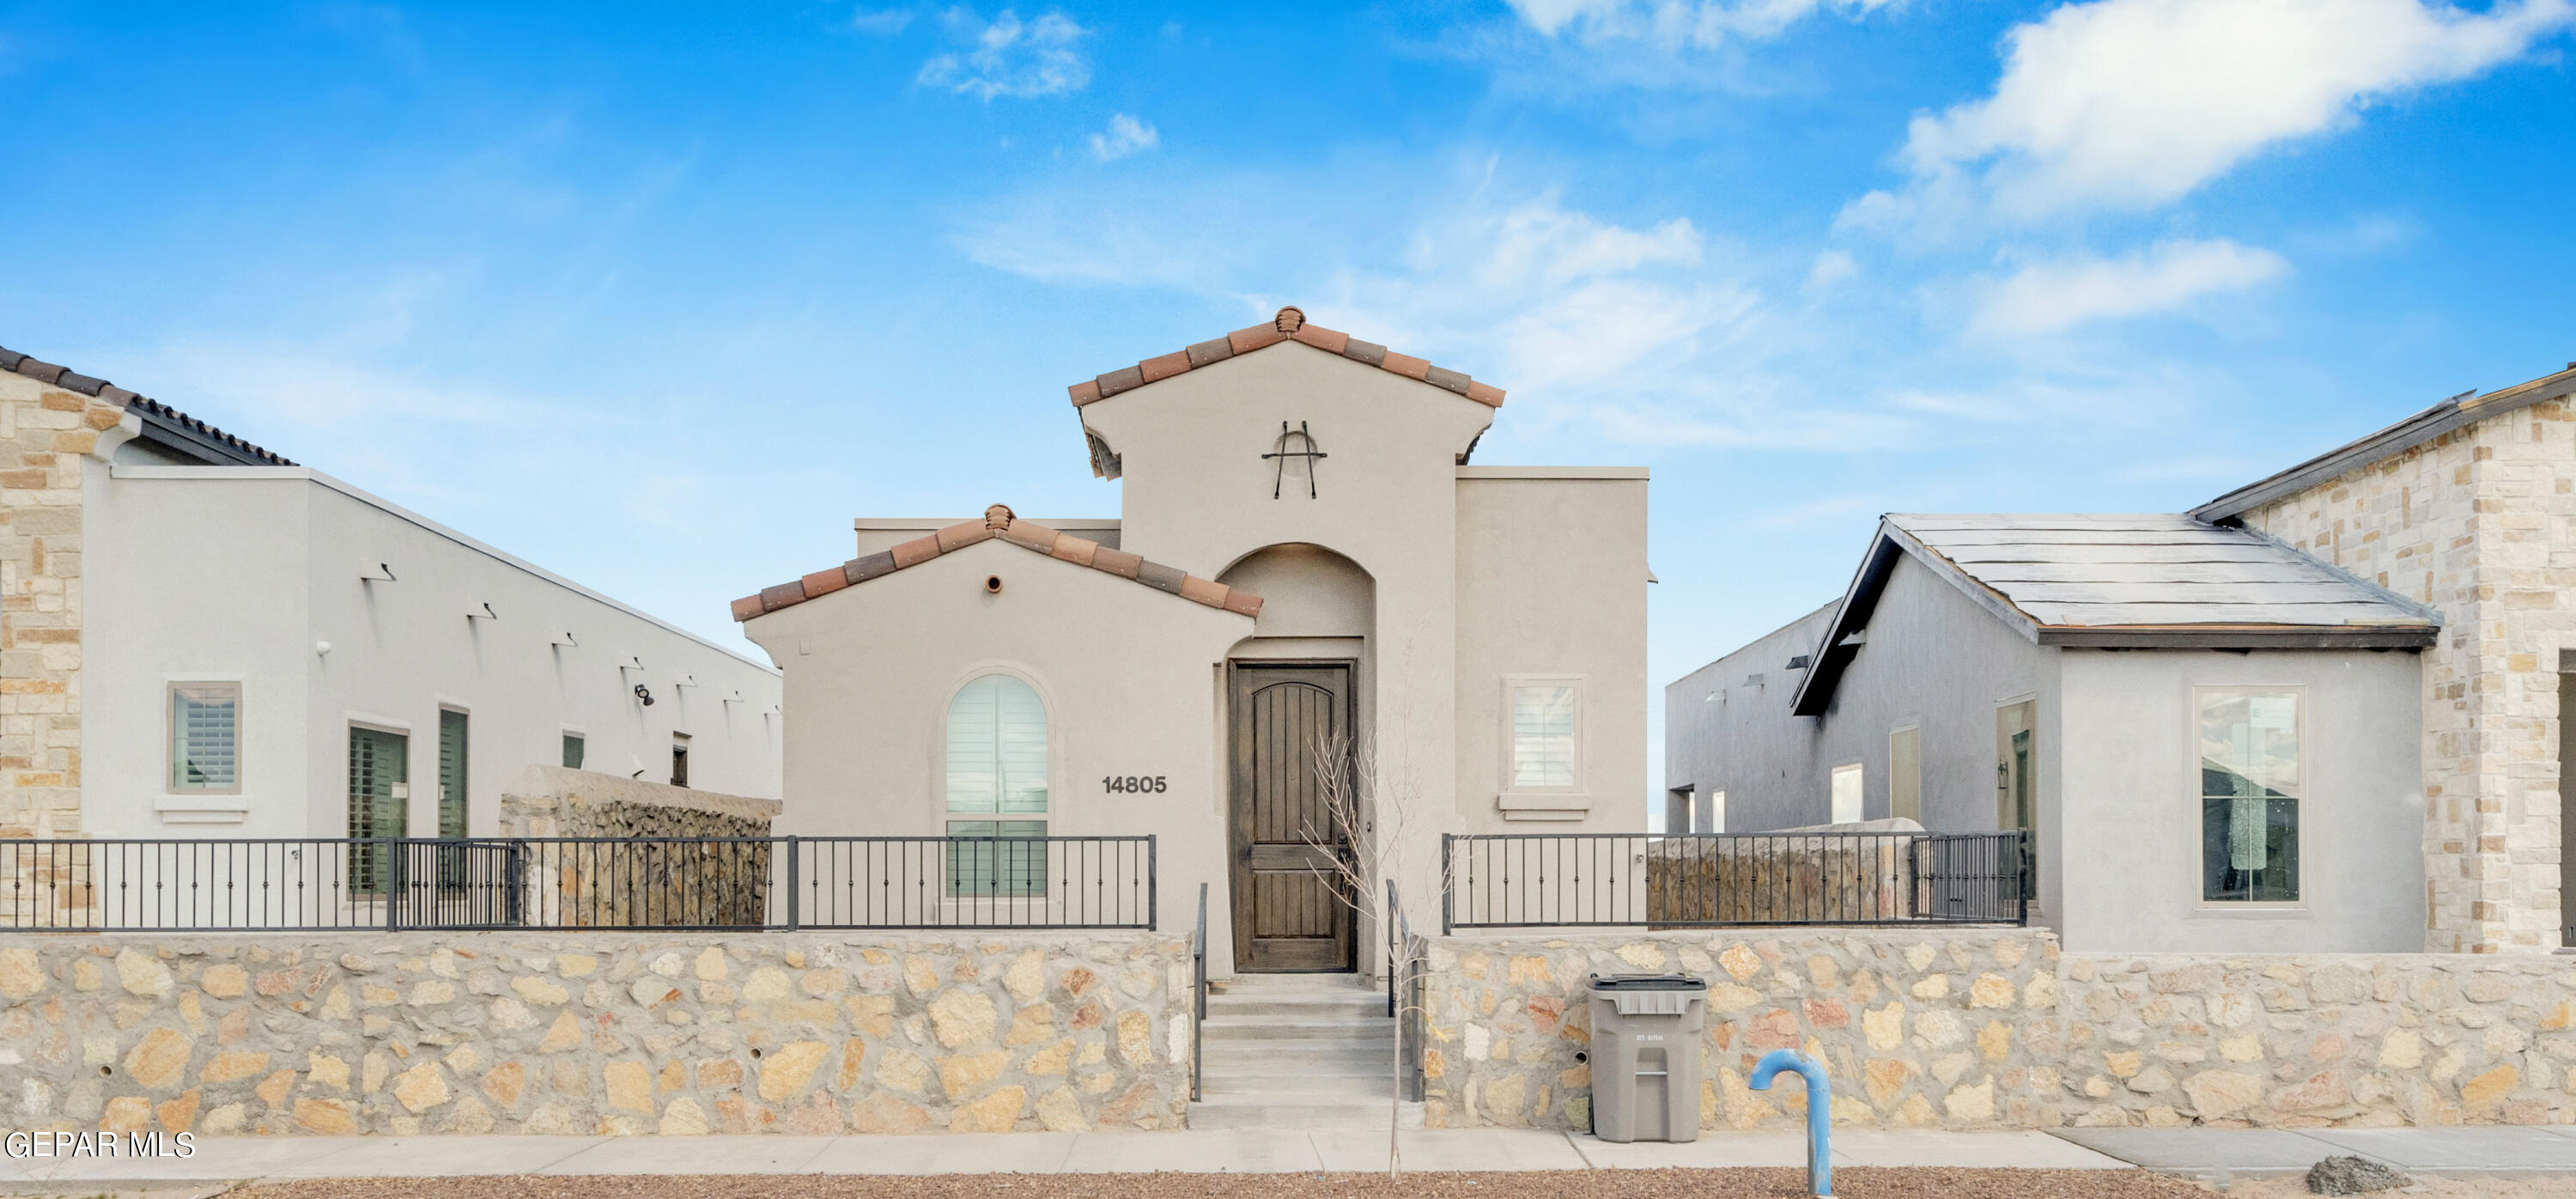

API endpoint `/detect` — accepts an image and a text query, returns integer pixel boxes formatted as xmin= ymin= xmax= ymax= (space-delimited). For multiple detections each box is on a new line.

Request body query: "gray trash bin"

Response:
xmin=1586 ymin=972 xmax=1707 ymax=1143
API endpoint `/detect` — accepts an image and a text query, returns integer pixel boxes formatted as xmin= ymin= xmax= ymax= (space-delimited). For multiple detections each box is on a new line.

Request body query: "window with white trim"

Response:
xmin=945 ymin=674 xmax=1048 ymax=895
xmin=1508 ymin=684 xmax=1578 ymax=789
xmin=170 ymin=683 xmax=240 ymax=794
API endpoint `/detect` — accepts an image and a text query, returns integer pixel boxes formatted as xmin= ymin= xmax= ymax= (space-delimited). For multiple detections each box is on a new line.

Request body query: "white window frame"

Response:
xmin=1498 ymin=674 xmax=1589 ymax=818
xmin=1830 ymin=762 xmax=1865 ymax=825
xmin=167 ymin=680 xmax=243 ymax=796
xmin=1706 ymin=788 xmax=1726 ymax=834
xmin=2190 ymin=685 xmax=2309 ymax=913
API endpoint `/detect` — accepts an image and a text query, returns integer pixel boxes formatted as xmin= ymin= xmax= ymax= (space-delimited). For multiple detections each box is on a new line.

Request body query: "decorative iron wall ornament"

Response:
xmin=1262 ymin=420 xmax=1327 ymax=499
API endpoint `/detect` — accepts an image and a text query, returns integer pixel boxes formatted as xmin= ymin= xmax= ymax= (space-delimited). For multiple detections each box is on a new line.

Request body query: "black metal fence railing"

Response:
xmin=1441 ymin=831 xmax=2031 ymax=932
xmin=0 ymin=835 xmax=1155 ymax=933
xmin=1385 ymin=879 xmax=1425 ymax=1104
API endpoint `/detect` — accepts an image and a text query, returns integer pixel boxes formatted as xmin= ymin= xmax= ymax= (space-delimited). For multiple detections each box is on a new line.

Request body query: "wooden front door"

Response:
xmin=1229 ymin=663 xmax=1356 ymax=972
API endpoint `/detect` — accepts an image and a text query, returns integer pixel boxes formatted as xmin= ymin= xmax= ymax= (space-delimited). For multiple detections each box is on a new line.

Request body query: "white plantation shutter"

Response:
xmin=1510 ymin=685 xmax=1577 ymax=788
xmin=172 ymin=684 xmax=239 ymax=790
xmin=946 ymin=675 xmax=1048 ymax=816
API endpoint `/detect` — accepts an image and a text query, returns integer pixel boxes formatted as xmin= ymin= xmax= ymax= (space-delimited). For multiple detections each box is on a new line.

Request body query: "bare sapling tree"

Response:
xmin=1295 ymin=727 xmax=1451 ymax=1179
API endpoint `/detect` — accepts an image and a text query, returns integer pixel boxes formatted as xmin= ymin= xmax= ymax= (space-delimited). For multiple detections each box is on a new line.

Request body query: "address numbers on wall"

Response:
xmin=1103 ymin=776 xmax=1168 ymax=794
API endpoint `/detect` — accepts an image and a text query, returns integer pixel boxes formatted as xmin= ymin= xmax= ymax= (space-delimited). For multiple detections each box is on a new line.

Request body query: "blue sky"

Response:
xmin=5 ymin=0 xmax=2573 ymax=788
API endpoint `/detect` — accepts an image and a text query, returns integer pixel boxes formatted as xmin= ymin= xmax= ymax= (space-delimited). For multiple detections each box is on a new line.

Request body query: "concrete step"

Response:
xmin=1187 ymin=1098 xmax=1426 ymax=1131
xmin=1194 ymin=1070 xmax=1398 ymax=1098
xmin=1211 ymin=973 xmax=1374 ymax=995
xmin=1201 ymin=1016 xmax=1395 ymax=1041
xmin=1204 ymin=993 xmax=1388 ymax=1019
xmin=1200 ymin=1049 xmax=1393 ymax=1077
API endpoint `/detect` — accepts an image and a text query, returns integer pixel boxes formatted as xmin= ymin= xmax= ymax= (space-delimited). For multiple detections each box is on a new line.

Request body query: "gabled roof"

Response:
xmin=1790 ymin=514 xmax=2440 ymax=716
xmin=2195 ymin=359 xmax=2576 ymax=522
xmin=1066 ymin=307 xmax=1505 ymax=410
xmin=732 ymin=504 xmax=1262 ymax=623
xmin=0 ymin=344 xmax=295 ymax=467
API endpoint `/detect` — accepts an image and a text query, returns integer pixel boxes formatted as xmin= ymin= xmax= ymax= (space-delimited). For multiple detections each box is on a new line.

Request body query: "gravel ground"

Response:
xmin=2213 ymin=1173 xmax=2576 ymax=1197
xmin=204 ymin=1168 xmax=2215 ymax=1199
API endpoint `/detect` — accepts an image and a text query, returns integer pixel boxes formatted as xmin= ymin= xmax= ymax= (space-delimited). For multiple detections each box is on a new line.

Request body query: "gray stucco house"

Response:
xmin=1665 ymin=514 xmax=2439 ymax=953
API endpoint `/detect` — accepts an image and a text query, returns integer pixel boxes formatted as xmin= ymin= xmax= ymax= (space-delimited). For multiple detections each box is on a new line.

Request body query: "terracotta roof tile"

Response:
xmin=734 ymin=504 xmax=1259 ymax=624
xmin=1139 ymin=350 xmax=1192 ymax=384
xmin=0 ymin=343 xmax=295 ymax=467
xmin=848 ymin=550 xmax=898 ymax=584
xmin=1070 ymin=307 xmax=1503 ymax=411
xmin=891 ymin=534 xmax=941 ymax=569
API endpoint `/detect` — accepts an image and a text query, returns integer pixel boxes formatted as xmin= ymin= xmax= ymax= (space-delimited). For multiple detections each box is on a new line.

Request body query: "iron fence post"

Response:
xmin=1145 ymin=836 xmax=1158 ymax=932
xmin=784 ymin=837 xmax=801 ymax=932
xmin=385 ymin=840 xmax=405 ymax=932
xmin=1440 ymin=833 xmax=1454 ymax=935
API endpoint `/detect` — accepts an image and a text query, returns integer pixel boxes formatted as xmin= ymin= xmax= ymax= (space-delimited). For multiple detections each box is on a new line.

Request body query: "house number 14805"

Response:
xmin=1103 ymin=776 xmax=1167 ymax=794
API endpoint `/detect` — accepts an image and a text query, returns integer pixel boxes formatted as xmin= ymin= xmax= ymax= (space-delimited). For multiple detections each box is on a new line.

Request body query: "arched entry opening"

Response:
xmin=1217 ymin=545 xmax=1374 ymax=971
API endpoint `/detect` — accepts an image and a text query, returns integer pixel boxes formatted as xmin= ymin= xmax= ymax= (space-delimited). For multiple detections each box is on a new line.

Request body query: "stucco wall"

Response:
xmin=82 ymin=469 xmax=781 ymax=839
xmin=2233 ymin=394 xmax=2575 ymax=953
xmin=0 ymin=931 xmax=1190 ymax=1136
xmin=744 ymin=538 xmax=1249 ymax=962
xmin=1421 ymin=931 xmax=2576 ymax=1133
xmin=2056 ymin=648 xmax=2425 ymax=953
xmin=1663 ymin=556 xmax=2061 ymax=918
xmin=1079 ymin=344 xmax=1496 ymax=920
xmin=1453 ymin=470 xmax=1650 ymax=833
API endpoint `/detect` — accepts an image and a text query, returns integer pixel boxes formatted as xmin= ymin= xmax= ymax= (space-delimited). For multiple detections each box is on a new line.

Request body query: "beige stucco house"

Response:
xmin=734 ymin=307 xmax=1649 ymax=976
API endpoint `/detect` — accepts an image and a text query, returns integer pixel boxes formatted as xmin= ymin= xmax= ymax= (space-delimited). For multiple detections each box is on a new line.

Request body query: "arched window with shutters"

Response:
xmin=944 ymin=673 xmax=1048 ymax=895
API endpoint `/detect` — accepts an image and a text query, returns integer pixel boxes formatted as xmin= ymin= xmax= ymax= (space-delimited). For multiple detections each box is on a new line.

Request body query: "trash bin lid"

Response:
xmin=1587 ymin=972 xmax=1707 ymax=991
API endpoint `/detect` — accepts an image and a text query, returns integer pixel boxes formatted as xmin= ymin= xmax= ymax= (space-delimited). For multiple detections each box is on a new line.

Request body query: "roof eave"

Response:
xmin=2038 ymin=624 xmax=2439 ymax=649
xmin=1066 ymin=307 xmax=1505 ymax=411
xmin=2195 ymin=364 xmax=2576 ymax=523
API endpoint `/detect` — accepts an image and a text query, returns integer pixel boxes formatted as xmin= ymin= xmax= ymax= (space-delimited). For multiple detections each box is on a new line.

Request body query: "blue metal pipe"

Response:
xmin=1749 ymin=1049 xmax=1833 ymax=1197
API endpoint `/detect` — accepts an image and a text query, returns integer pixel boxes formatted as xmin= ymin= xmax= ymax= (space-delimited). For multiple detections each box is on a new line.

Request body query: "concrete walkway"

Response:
xmin=3 ymin=1125 xmax=2571 ymax=1188
xmin=2 ymin=1129 xmax=2115 ymax=1185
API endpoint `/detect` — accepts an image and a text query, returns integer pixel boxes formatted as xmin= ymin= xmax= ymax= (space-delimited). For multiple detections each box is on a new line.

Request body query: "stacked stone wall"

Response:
xmin=1424 ymin=931 xmax=2576 ymax=1134
xmin=1421 ymin=928 xmax=2061 ymax=1132
xmin=0 ymin=370 xmax=130 ymax=843
xmin=2059 ymin=953 xmax=2576 ymax=1128
xmin=2238 ymin=394 xmax=2576 ymax=953
xmin=0 ymin=931 xmax=1189 ymax=1136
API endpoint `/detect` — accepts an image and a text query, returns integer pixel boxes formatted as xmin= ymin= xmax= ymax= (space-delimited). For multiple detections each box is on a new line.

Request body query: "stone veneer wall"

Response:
xmin=498 ymin=765 xmax=782 ymax=838
xmin=1424 ymin=932 xmax=2576 ymax=1133
xmin=2059 ymin=953 xmax=2576 ymax=1128
xmin=0 ymin=932 xmax=1189 ymax=1136
xmin=0 ymin=369 xmax=131 ymax=842
xmin=2234 ymin=393 xmax=2576 ymax=953
xmin=1421 ymin=928 xmax=2063 ymax=1131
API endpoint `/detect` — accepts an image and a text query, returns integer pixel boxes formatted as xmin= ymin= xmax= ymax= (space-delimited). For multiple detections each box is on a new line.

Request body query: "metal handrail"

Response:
xmin=1386 ymin=878 xmax=1425 ymax=1103
xmin=1191 ymin=882 xmax=1209 ymax=1102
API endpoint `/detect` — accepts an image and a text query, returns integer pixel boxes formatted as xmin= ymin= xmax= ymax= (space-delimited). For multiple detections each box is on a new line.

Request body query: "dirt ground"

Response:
xmin=217 ymin=1169 xmax=2217 ymax=1199
xmin=2210 ymin=1173 xmax=2575 ymax=1197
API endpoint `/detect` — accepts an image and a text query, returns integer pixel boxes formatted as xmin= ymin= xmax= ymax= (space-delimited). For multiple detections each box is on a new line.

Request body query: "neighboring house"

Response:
xmin=1667 ymin=514 xmax=2437 ymax=953
xmin=734 ymin=307 xmax=1649 ymax=975
xmin=0 ymin=346 xmax=781 ymax=848
xmin=2193 ymin=360 xmax=2576 ymax=953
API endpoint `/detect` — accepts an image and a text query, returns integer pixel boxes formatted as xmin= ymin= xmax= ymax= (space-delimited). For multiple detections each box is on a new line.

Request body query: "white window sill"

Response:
xmin=2185 ymin=904 xmax=2313 ymax=920
xmin=155 ymin=794 xmax=249 ymax=825
xmin=1498 ymin=792 xmax=1591 ymax=821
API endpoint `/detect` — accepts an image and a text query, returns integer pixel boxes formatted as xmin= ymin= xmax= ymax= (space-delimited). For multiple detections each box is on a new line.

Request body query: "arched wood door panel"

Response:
xmin=1229 ymin=664 xmax=1355 ymax=972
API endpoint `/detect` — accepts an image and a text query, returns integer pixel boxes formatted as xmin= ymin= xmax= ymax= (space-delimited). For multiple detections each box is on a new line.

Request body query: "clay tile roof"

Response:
xmin=0 ymin=344 xmax=295 ymax=467
xmin=732 ymin=503 xmax=1263 ymax=623
xmin=1066 ymin=306 xmax=1505 ymax=411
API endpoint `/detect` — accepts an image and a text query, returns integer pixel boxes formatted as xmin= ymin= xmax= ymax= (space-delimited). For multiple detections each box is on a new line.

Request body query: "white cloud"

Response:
xmin=1804 ymin=249 xmax=1858 ymax=291
xmin=1509 ymin=0 xmax=1899 ymax=48
xmin=1968 ymin=238 xmax=2289 ymax=337
xmin=851 ymin=7 xmax=915 ymax=34
xmin=1087 ymin=113 xmax=1157 ymax=161
xmin=1855 ymin=0 xmax=2575 ymax=226
xmin=918 ymin=8 xmax=1089 ymax=100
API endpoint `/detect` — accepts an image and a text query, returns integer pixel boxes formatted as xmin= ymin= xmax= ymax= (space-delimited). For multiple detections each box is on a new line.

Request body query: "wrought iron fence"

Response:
xmin=0 ymin=835 xmax=1154 ymax=933
xmin=1441 ymin=831 xmax=2030 ymax=932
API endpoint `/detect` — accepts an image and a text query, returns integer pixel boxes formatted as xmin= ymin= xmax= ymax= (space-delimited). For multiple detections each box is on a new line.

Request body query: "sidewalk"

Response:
xmin=2 ymin=1125 xmax=2571 ymax=1189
